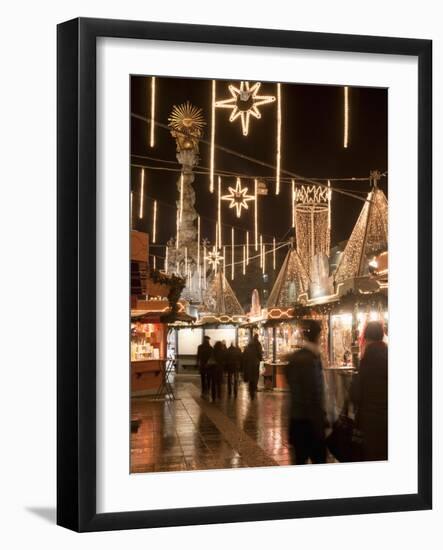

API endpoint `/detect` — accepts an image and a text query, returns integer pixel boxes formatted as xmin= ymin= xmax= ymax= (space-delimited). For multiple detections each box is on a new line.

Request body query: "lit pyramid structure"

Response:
xmin=335 ymin=187 xmax=388 ymax=284
xmin=200 ymin=270 xmax=245 ymax=324
xmin=267 ymin=245 xmax=310 ymax=319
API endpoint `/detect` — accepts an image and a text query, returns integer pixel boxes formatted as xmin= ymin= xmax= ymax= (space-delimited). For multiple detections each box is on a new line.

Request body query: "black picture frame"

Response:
xmin=57 ymin=17 xmax=432 ymax=532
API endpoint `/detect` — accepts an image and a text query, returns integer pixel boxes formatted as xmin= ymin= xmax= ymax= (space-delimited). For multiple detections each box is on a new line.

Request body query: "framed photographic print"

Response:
xmin=57 ymin=17 xmax=432 ymax=532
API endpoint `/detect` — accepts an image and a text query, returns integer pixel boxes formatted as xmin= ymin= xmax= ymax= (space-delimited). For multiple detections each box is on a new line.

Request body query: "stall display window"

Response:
xmin=131 ymin=322 xmax=164 ymax=361
xmin=275 ymin=323 xmax=302 ymax=359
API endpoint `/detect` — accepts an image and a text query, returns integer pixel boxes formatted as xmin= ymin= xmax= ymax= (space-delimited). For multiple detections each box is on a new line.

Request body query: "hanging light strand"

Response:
xmin=276 ymin=82 xmax=282 ymax=195
xmin=344 ymin=86 xmax=349 ymax=148
xmin=217 ymin=175 xmax=222 ymax=246
xmin=152 ymin=200 xmax=157 ymax=243
xmin=176 ymin=208 xmax=179 ymax=249
xmin=210 ymin=80 xmax=216 ymax=193
xmin=260 ymin=235 xmax=263 ymax=267
xmin=139 ymin=169 xmax=145 ymax=219
xmin=254 ymin=179 xmax=258 ymax=250
xmin=149 ymin=77 xmax=156 ymax=148
xmin=273 ymin=237 xmax=276 ymax=269
xmin=262 ymin=242 xmax=266 ymax=274
xmin=231 ymin=227 xmax=235 ymax=280
xmin=243 ymin=245 xmax=246 ymax=275
xmin=179 ymin=172 xmax=184 ymax=223
xmin=246 ymin=230 xmax=250 ymax=264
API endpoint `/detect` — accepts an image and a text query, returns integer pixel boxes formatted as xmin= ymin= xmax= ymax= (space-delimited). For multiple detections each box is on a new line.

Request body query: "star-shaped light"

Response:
xmin=215 ymin=81 xmax=276 ymax=136
xmin=222 ymin=178 xmax=255 ymax=218
xmin=205 ymin=248 xmax=224 ymax=270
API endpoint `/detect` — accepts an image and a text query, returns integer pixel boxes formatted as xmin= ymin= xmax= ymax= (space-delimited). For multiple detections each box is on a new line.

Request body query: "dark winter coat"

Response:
xmin=213 ymin=342 xmax=227 ymax=371
xmin=226 ymin=345 xmax=242 ymax=372
xmin=242 ymin=341 xmax=263 ymax=384
xmin=197 ymin=341 xmax=213 ymax=370
xmin=285 ymin=343 xmax=327 ymax=435
xmin=351 ymin=341 xmax=388 ymax=460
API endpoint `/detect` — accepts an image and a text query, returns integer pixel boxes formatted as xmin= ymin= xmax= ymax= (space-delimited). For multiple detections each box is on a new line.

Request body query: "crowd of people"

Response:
xmin=196 ymin=319 xmax=388 ymax=465
xmin=285 ymin=319 xmax=388 ymax=464
xmin=196 ymin=333 xmax=263 ymax=401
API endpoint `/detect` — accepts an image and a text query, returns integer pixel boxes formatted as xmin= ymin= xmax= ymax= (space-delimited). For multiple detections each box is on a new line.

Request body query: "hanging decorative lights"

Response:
xmin=344 ymin=86 xmax=349 ymax=148
xmin=273 ymin=237 xmax=276 ymax=270
xmin=149 ymin=77 xmax=156 ymax=148
xmin=205 ymin=248 xmax=224 ymax=270
xmin=218 ymin=176 xmax=222 ymax=245
xmin=152 ymin=200 xmax=157 ymax=243
xmin=243 ymin=245 xmax=246 ymax=275
xmin=221 ymin=177 xmax=254 ymax=218
xmin=231 ymin=227 xmax=235 ymax=281
xmin=276 ymin=83 xmax=282 ymax=195
xmin=254 ymin=179 xmax=258 ymax=250
xmin=246 ymin=230 xmax=250 ymax=264
xmin=214 ymin=81 xmax=276 ymax=136
xmin=210 ymin=80 xmax=216 ymax=192
xmin=139 ymin=169 xmax=145 ymax=219
xmin=179 ymin=172 xmax=184 ymax=223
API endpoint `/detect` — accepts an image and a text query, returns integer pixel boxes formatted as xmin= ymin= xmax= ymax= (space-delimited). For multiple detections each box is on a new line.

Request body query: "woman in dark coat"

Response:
xmin=212 ymin=341 xmax=227 ymax=401
xmin=352 ymin=321 xmax=388 ymax=461
xmin=242 ymin=334 xmax=263 ymax=400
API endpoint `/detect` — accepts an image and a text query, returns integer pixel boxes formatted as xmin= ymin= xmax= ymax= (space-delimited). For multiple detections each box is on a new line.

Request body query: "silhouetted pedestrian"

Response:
xmin=226 ymin=342 xmax=242 ymax=397
xmin=212 ymin=340 xmax=227 ymax=401
xmin=196 ymin=335 xmax=213 ymax=396
xmin=242 ymin=334 xmax=263 ymax=400
xmin=351 ymin=321 xmax=388 ymax=461
xmin=286 ymin=320 xmax=327 ymax=465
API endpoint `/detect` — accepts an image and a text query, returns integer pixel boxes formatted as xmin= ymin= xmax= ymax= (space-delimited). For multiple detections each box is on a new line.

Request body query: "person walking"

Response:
xmin=351 ymin=321 xmax=388 ymax=461
xmin=196 ymin=335 xmax=213 ymax=397
xmin=226 ymin=341 xmax=242 ymax=397
xmin=285 ymin=320 xmax=327 ymax=465
xmin=242 ymin=334 xmax=263 ymax=400
xmin=212 ymin=340 xmax=227 ymax=401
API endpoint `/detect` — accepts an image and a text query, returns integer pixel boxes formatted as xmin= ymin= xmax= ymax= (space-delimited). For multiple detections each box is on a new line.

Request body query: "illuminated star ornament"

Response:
xmin=205 ymin=248 xmax=224 ymax=270
xmin=222 ymin=178 xmax=255 ymax=218
xmin=215 ymin=81 xmax=276 ymax=136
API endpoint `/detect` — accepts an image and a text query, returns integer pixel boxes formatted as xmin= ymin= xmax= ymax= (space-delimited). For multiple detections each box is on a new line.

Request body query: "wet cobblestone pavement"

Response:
xmin=131 ymin=375 xmax=331 ymax=473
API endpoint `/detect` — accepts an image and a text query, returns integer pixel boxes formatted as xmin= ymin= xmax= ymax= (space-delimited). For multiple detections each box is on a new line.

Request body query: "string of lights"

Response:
xmin=131 ymin=113 xmax=377 ymax=204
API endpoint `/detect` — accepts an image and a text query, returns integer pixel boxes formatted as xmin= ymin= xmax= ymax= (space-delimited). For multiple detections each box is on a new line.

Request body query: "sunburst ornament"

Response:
xmin=222 ymin=178 xmax=255 ymax=218
xmin=205 ymin=248 xmax=224 ymax=270
xmin=215 ymin=81 xmax=276 ymax=136
xmin=168 ymin=101 xmax=206 ymax=152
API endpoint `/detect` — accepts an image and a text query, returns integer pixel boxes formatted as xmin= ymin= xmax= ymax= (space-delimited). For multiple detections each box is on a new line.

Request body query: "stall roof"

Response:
xmin=335 ymin=188 xmax=388 ymax=284
xmin=267 ymin=247 xmax=310 ymax=309
xmin=201 ymin=271 xmax=245 ymax=317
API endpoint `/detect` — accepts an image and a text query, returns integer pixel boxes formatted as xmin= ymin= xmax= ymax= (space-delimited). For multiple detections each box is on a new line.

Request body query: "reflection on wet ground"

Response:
xmin=131 ymin=375 xmax=332 ymax=473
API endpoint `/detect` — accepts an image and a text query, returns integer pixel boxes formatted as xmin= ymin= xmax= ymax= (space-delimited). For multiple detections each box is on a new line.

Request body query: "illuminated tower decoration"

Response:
xmin=335 ymin=181 xmax=388 ymax=284
xmin=167 ymin=102 xmax=206 ymax=302
xmin=215 ymin=81 xmax=276 ymax=136
xmin=201 ymin=270 xmax=245 ymax=323
xmin=294 ymin=185 xmax=331 ymax=278
xmin=267 ymin=244 xmax=310 ymax=318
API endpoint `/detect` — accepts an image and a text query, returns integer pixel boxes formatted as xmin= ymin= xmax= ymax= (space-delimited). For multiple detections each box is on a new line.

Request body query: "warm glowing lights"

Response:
xmin=276 ymin=83 xmax=281 ymax=195
xmin=206 ymin=248 xmax=224 ymax=270
xmin=246 ymin=231 xmax=250 ymax=264
xmin=152 ymin=255 xmax=156 ymax=270
xmin=184 ymin=247 xmax=188 ymax=276
xmin=262 ymin=242 xmax=266 ymax=274
xmin=221 ymin=178 xmax=254 ymax=218
xmin=327 ymin=179 xmax=332 ymax=236
xmin=152 ymin=200 xmax=157 ymax=243
xmin=273 ymin=237 xmax=276 ymax=270
xmin=215 ymin=81 xmax=276 ymax=136
xmin=139 ymin=169 xmax=145 ymax=219
xmin=217 ymin=176 xmax=222 ymax=246
xmin=179 ymin=173 xmax=184 ymax=223
xmin=254 ymin=179 xmax=258 ymax=250
xmin=149 ymin=77 xmax=156 ymax=148
xmin=223 ymin=246 xmax=226 ymax=278
xmin=243 ymin=245 xmax=246 ymax=275
xmin=165 ymin=246 xmax=169 ymax=273
xmin=344 ymin=86 xmax=349 ymax=148
xmin=231 ymin=227 xmax=235 ymax=281
xmin=210 ymin=80 xmax=216 ymax=193
xmin=259 ymin=235 xmax=263 ymax=268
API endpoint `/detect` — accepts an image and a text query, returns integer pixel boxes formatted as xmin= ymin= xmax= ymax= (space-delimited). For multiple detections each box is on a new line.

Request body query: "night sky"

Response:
xmin=130 ymin=76 xmax=387 ymax=306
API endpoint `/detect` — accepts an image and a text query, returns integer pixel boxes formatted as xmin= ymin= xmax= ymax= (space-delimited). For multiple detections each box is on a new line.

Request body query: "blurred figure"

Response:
xmin=242 ymin=334 xmax=263 ymax=400
xmin=226 ymin=342 xmax=242 ymax=397
xmin=196 ymin=335 xmax=213 ymax=397
xmin=351 ymin=321 xmax=388 ymax=461
xmin=212 ymin=340 xmax=227 ymax=401
xmin=286 ymin=320 xmax=327 ymax=465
